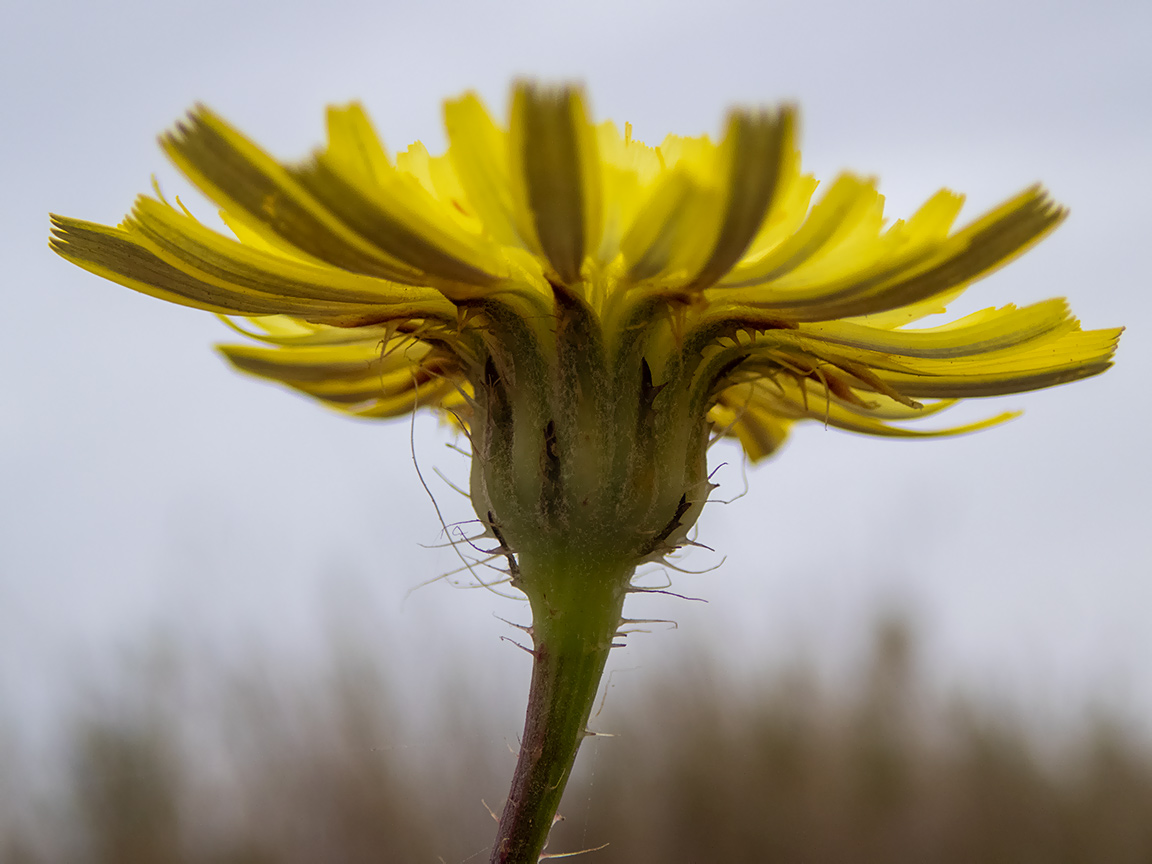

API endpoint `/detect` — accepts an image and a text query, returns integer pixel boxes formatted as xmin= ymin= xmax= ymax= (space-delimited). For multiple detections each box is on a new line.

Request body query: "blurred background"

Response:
xmin=2 ymin=0 xmax=1149 ymax=859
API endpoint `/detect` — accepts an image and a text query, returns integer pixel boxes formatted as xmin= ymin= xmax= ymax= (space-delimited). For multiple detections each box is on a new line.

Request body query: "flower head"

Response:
xmin=50 ymin=82 xmax=1121 ymax=863
xmin=51 ymin=83 xmax=1118 ymax=559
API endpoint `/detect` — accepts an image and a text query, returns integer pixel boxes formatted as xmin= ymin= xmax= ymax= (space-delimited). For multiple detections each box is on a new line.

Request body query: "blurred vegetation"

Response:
xmin=3 ymin=620 xmax=1151 ymax=863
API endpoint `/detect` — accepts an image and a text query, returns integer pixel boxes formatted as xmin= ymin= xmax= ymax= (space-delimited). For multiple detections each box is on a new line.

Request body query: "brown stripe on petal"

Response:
xmin=163 ymin=110 xmax=428 ymax=284
xmin=512 ymin=84 xmax=591 ymax=286
xmin=289 ymin=157 xmax=500 ymax=289
xmin=686 ymin=107 xmax=794 ymax=291
xmin=50 ymin=217 xmax=368 ymax=317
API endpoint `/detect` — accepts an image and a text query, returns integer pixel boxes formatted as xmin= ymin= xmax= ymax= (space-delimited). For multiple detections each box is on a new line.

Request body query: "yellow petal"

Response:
xmin=620 ymin=168 xmax=720 ymax=283
xmin=220 ymin=315 xmax=402 ymax=347
xmin=686 ymin=107 xmax=796 ymax=290
xmin=219 ymin=339 xmax=461 ymax=419
xmin=732 ymin=185 xmax=1066 ymax=321
xmin=128 ymin=197 xmax=458 ymax=316
xmin=592 ymin=120 xmax=665 ymax=265
xmin=796 ymin=299 xmax=1077 ymax=360
xmin=287 ymin=104 xmax=506 ymax=296
xmin=713 ymin=379 xmax=1019 ymax=459
xmin=508 ymin=82 xmax=602 ymax=286
xmin=868 ymin=327 xmax=1122 ymax=397
xmin=162 ymin=107 xmax=438 ymax=284
xmin=708 ymin=398 xmax=793 ymax=461
xmin=443 ymin=91 xmax=523 ymax=247
xmin=49 ymin=215 xmax=376 ymax=318
xmin=719 ymin=173 xmax=883 ymax=288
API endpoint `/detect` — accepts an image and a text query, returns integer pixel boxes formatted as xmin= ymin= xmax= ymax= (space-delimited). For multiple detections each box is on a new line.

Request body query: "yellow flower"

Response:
xmin=50 ymin=84 xmax=1118 ymax=462
xmin=49 ymin=82 xmax=1120 ymax=863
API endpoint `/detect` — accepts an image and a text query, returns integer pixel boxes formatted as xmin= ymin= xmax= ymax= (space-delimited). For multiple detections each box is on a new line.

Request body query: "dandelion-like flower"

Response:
xmin=50 ymin=82 xmax=1120 ymax=863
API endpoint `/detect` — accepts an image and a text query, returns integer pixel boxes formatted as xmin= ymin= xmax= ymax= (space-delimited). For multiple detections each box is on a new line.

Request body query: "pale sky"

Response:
xmin=2 ymin=0 xmax=1149 ymax=746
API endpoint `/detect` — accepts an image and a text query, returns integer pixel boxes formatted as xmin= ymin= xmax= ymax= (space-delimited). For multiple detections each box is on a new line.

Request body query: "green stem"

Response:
xmin=490 ymin=552 xmax=629 ymax=863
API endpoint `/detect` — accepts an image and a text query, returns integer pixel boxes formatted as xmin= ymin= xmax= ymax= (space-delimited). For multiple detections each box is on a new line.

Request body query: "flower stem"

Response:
xmin=490 ymin=552 xmax=629 ymax=863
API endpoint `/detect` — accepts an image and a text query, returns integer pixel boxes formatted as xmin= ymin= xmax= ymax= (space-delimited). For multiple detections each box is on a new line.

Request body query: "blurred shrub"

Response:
xmin=571 ymin=621 xmax=1152 ymax=863
xmin=3 ymin=620 xmax=1151 ymax=863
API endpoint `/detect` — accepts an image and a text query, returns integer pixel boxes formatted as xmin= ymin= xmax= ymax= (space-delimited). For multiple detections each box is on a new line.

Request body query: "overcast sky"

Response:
xmin=2 ymin=0 xmax=1149 ymax=747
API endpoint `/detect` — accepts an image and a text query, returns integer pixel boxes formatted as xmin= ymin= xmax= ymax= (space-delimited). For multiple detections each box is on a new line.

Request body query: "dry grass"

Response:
xmin=3 ymin=620 xmax=1150 ymax=863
